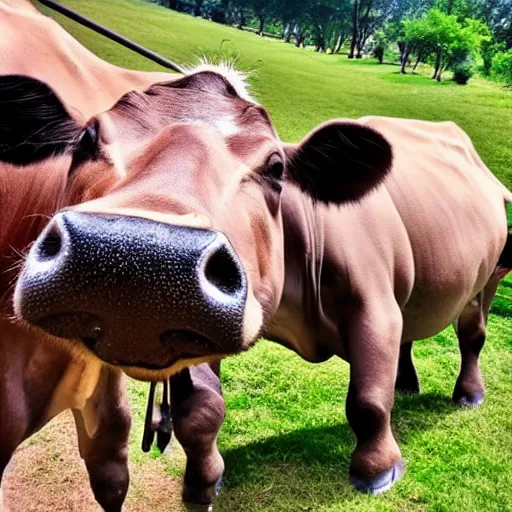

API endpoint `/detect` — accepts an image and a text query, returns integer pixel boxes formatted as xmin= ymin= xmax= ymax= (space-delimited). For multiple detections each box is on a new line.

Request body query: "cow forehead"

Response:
xmin=107 ymin=70 xmax=274 ymax=142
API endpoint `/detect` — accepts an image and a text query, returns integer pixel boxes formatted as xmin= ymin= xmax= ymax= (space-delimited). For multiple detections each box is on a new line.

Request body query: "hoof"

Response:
xmin=350 ymin=459 xmax=405 ymax=495
xmin=183 ymin=477 xmax=222 ymax=509
xmin=453 ymin=391 xmax=484 ymax=407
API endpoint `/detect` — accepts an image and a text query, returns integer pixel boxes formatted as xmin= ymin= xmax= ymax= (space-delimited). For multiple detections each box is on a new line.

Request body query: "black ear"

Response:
xmin=0 ymin=75 xmax=80 ymax=165
xmin=285 ymin=120 xmax=393 ymax=204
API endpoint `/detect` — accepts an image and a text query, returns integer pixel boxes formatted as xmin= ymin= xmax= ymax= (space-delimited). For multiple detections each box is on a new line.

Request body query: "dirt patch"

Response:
xmin=2 ymin=412 xmax=184 ymax=511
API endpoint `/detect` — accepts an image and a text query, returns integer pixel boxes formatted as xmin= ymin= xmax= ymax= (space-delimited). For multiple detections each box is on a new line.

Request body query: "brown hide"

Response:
xmin=3 ymin=0 xmax=512 ymax=498
xmin=0 ymin=0 xmax=172 ymax=492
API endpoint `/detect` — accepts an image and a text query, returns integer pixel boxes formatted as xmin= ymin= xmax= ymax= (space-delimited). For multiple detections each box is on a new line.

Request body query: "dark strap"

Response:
xmin=141 ymin=381 xmax=157 ymax=452
xmin=36 ymin=0 xmax=186 ymax=74
xmin=156 ymin=379 xmax=173 ymax=453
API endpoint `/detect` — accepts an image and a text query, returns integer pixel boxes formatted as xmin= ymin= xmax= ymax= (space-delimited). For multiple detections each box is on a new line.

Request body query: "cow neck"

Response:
xmin=0 ymin=159 xmax=68 ymax=307
xmin=266 ymin=184 xmax=327 ymax=361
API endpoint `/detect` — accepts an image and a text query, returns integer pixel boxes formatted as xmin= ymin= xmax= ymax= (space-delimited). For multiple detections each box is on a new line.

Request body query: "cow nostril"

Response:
xmin=203 ymin=245 xmax=243 ymax=296
xmin=81 ymin=326 xmax=104 ymax=352
xmin=37 ymin=224 xmax=63 ymax=261
xmin=81 ymin=336 xmax=98 ymax=351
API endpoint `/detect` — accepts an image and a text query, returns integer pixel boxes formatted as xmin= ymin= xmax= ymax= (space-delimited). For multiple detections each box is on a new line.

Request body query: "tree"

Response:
xmin=481 ymin=39 xmax=505 ymax=76
xmin=348 ymin=0 xmax=390 ymax=59
xmin=306 ymin=0 xmax=350 ymax=52
xmin=399 ymin=9 xmax=490 ymax=80
xmin=492 ymin=49 xmax=512 ymax=86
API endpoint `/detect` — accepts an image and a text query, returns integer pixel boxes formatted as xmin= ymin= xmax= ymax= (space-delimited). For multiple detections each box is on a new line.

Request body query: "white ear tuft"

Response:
xmin=184 ymin=58 xmax=257 ymax=103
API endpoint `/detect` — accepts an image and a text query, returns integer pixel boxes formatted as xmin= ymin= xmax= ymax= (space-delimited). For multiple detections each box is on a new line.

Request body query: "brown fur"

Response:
xmin=3 ymin=0 xmax=512 ymax=502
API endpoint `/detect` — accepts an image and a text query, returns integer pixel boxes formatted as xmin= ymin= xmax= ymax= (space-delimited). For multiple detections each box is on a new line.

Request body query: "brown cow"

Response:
xmin=4 ymin=0 xmax=512 ymax=504
xmin=0 ymin=2 xmax=226 ymax=510
xmin=7 ymin=40 xmax=512 ymax=500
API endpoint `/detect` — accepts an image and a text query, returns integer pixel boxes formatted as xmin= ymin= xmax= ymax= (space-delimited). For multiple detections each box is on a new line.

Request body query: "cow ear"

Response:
xmin=0 ymin=75 xmax=80 ymax=165
xmin=284 ymin=120 xmax=392 ymax=204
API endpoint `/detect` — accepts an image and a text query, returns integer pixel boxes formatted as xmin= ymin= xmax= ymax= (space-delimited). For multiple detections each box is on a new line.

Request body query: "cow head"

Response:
xmin=4 ymin=69 xmax=392 ymax=380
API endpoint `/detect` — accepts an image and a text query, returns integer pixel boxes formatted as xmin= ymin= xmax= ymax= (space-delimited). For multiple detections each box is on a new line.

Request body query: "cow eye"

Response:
xmin=69 ymin=121 xmax=99 ymax=174
xmin=264 ymin=153 xmax=284 ymax=181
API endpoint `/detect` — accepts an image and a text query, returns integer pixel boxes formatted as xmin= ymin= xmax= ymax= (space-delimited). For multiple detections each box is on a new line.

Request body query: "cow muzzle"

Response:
xmin=14 ymin=212 xmax=248 ymax=371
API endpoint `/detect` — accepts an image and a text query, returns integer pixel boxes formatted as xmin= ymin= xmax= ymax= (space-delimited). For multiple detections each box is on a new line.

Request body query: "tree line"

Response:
xmin=148 ymin=0 xmax=512 ymax=85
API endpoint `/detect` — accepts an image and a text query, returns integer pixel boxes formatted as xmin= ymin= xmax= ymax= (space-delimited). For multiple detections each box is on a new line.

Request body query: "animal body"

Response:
xmin=2 ymin=0 xmax=511 ymax=505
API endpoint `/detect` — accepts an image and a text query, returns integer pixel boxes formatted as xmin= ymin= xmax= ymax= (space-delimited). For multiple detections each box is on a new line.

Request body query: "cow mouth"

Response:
xmin=33 ymin=312 xmax=220 ymax=370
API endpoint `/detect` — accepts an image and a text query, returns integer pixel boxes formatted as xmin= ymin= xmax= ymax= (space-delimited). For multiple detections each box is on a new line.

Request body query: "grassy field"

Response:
xmin=39 ymin=1 xmax=512 ymax=511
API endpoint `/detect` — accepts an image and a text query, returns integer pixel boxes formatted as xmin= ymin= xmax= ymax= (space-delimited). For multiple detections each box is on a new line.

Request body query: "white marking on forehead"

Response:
xmin=213 ymin=115 xmax=239 ymax=136
xmin=182 ymin=117 xmax=239 ymax=137
xmin=184 ymin=59 xmax=257 ymax=104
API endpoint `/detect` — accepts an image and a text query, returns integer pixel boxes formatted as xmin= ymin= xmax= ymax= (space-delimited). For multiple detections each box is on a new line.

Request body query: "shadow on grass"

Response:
xmin=221 ymin=392 xmax=456 ymax=492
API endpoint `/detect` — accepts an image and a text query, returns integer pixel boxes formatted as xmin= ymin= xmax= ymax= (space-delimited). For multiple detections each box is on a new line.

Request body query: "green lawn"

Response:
xmin=41 ymin=1 xmax=512 ymax=510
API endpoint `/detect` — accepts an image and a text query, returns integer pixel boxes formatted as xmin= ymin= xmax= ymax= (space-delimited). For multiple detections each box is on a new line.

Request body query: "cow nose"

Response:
xmin=15 ymin=212 xmax=248 ymax=369
xmin=34 ymin=213 xmax=245 ymax=301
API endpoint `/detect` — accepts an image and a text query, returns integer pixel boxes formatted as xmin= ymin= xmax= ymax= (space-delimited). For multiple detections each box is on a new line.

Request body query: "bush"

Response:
xmin=452 ymin=62 xmax=474 ymax=85
xmin=491 ymin=50 xmax=512 ymax=88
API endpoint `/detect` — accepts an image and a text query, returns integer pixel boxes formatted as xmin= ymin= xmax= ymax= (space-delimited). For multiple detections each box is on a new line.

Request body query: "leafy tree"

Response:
xmin=348 ymin=0 xmax=390 ymax=58
xmin=481 ymin=39 xmax=505 ymax=76
xmin=400 ymin=9 xmax=490 ymax=80
xmin=492 ymin=49 xmax=512 ymax=86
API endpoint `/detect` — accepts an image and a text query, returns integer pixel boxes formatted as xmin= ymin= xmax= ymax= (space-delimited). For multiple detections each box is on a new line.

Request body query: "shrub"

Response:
xmin=452 ymin=62 xmax=474 ymax=85
xmin=491 ymin=50 xmax=512 ymax=88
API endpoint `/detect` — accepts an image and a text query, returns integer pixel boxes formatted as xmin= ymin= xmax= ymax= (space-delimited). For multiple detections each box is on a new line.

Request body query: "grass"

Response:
xmin=39 ymin=1 xmax=512 ymax=510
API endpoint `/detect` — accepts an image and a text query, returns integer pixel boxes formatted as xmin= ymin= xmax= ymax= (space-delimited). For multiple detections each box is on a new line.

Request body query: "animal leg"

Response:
xmin=72 ymin=368 xmax=130 ymax=512
xmin=395 ymin=341 xmax=420 ymax=394
xmin=452 ymin=273 xmax=502 ymax=406
xmin=346 ymin=306 xmax=404 ymax=494
xmin=171 ymin=362 xmax=225 ymax=506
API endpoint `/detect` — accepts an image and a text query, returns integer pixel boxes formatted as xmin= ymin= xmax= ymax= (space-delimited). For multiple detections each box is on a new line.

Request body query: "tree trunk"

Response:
xmin=219 ymin=0 xmax=230 ymax=24
xmin=348 ymin=0 xmax=358 ymax=59
xmin=357 ymin=32 xmax=370 ymax=58
xmin=258 ymin=15 xmax=265 ymax=36
xmin=194 ymin=0 xmax=202 ymax=17
xmin=400 ymin=46 xmax=409 ymax=73
xmin=432 ymin=50 xmax=442 ymax=79
xmin=282 ymin=22 xmax=289 ymax=39
xmin=397 ymin=41 xmax=407 ymax=65
xmin=333 ymin=33 xmax=344 ymax=54
xmin=436 ymin=61 xmax=447 ymax=81
xmin=412 ymin=54 xmax=421 ymax=71
xmin=237 ymin=9 xmax=245 ymax=29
